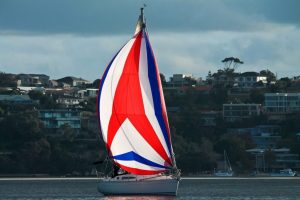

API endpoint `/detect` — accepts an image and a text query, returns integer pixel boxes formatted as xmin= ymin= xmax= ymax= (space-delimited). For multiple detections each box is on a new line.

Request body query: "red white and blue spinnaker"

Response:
xmin=97 ymin=26 xmax=175 ymax=175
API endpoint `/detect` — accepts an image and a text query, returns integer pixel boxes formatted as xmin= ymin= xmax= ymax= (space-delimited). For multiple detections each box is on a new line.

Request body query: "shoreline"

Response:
xmin=0 ymin=176 xmax=300 ymax=181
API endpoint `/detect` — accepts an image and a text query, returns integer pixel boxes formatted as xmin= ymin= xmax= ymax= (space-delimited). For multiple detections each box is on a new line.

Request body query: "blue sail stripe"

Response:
xmin=113 ymin=151 xmax=169 ymax=169
xmin=144 ymin=31 xmax=172 ymax=160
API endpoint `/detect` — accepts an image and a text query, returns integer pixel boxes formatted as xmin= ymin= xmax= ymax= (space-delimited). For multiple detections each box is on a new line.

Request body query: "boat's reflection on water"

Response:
xmin=104 ymin=196 xmax=175 ymax=200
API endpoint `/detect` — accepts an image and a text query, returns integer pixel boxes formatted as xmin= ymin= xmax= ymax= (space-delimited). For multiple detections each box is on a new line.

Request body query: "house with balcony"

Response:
xmin=223 ymin=103 xmax=261 ymax=121
xmin=246 ymin=148 xmax=300 ymax=171
xmin=17 ymin=74 xmax=49 ymax=87
xmin=77 ymin=88 xmax=98 ymax=98
xmin=199 ymin=111 xmax=221 ymax=126
xmin=17 ymin=86 xmax=45 ymax=94
xmin=228 ymin=125 xmax=281 ymax=149
xmin=56 ymin=97 xmax=84 ymax=108
xmin=0 ymin=94 xmax=36 ymax=105
xmin=168 ymin=74 xmax=196 ymax=87
xmin=81 ymin=111 xmax=98 ymax=133
xmin=211 ymin=74 xmax=235 ymax=87
xmin=264 ymin=93 xmax=300 ymax=120
xmin=264 ymin=93 xmax=300 ymax=113
xmin=234 ymin=72 xmax=267 ymax=89
xmin=39 ymin=109 xmax=81 ymax=130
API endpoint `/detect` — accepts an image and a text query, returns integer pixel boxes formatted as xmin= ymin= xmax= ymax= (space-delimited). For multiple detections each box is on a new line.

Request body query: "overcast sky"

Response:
xmin=0 ymin=0 xmax=300 ymax=81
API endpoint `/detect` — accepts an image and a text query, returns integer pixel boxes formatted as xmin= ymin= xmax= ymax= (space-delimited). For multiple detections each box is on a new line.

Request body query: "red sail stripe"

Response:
xmin=145 ymin=31 xmax=173 ymax=147
xmin=106 ymin=31 xmax=172 ymax=166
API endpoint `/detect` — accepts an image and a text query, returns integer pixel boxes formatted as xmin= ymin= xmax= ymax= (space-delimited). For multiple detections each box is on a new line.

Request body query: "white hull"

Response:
xmin=270 ymin=174 xmax=295 ymax=177
xmin=214 ymin=173 xmax=234 ymax=177
xmin=214 ymin=171 xmax=234 ymax=177
xmin=270 ymin=172 xmax=296 ymax=177
xmin=270 ymin=169 xmax=296 ymax=177
xmin=98 ymin=174 xmax=180 ymax=196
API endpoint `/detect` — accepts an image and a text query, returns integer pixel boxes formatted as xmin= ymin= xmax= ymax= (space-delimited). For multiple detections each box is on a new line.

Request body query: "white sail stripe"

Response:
xmin=110 ymin=119 xmax=167 ymax=167
xmin=99 ymin=39 xmax=136 ymax=143
xmin=115 ymin=160 xmax=166 ymax=171
xmin=138 ymin=37 xmax=171 ymax=159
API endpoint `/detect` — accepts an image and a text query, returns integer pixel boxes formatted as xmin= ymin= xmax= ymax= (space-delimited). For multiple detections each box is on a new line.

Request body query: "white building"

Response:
xmin=56 ymin=97 xmax=83 ymax=107
xmin=169 ymin=74 xmax=196 ymax=87
xmin=235 ymin=72 xmax=267 ymax=88
xmin=17 ymin=86 xmax=45 ymax=94
xmin=77 ymin=89 xmax=98 ymax=98
xmin=264 ymin=93 xmax=300 ymax=113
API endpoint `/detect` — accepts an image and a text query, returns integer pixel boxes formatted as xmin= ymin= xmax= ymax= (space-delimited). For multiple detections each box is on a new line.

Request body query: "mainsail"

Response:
xmin=97 ymin=9 xmax=175 ymax=175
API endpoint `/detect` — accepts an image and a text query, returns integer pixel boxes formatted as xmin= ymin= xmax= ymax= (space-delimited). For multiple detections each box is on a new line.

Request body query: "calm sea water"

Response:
xmin=0 ymin=178 xmax=300 ymax=200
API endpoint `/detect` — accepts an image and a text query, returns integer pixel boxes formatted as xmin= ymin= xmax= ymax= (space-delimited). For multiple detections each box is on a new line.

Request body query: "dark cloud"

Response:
xmin=1 ymin=0 xmax=300 ymax=80
xmin=0 ymin=0 xmax=299 ymax=35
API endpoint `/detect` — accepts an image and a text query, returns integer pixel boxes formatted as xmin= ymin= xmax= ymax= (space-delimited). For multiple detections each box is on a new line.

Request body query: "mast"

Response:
xmin=224 ymin=150 xmax=232 ymax=172
xmin=224 ymin=150 xmax=227 ymax=171
xmin=134 ymin=7 xmax=146 ymax=34
xmin=98 ymin=7 xmax=177 ymax=175
xmin=227 ymin=151 xmax=232 ymax=171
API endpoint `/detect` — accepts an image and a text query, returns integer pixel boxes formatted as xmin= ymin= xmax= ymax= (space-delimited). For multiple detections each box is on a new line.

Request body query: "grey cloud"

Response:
xmin=0 ymin=0 xmax=299 ymax=35
xmin=1 ymin=27 xmax=300 ymax=81
xmin=1 ymin=0 xmax=300 ymax=81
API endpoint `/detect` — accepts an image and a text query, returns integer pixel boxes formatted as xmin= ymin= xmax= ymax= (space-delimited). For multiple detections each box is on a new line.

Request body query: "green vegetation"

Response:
xmin=1 ymin=69 xmax=300 ymax=176
xmin=166 ymin=88 xmax=257 ymax=174
xmin=0 ymin=107 xmax=104 ymax=176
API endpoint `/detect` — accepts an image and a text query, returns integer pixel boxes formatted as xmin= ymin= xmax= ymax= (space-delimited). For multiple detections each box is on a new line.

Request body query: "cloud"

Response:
xmin=1 ymin=21 xmax=299 ymax=81
xmin=0 ymin=0 xmax=300 ymax=81
xmin=150 ymin=23 xmax=300 ymax=79
xmin=0 ymin=0 xmax=299 ymax=36
xmin=0 ymin=34 xmax=130 ymax=80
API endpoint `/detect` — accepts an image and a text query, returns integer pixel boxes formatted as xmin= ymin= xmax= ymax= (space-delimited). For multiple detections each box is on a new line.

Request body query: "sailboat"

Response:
xmin=270 ymin=168 xmax=296 ymax=177
xmin=96 ymin=8 xmax=180 ymax=195
xmin=214 ymin=150 xmax=234 ymax=177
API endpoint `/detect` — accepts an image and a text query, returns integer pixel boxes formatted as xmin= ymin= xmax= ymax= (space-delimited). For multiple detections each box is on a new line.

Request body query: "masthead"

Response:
xmin=134 ymin=6 xmax=146 ymax=34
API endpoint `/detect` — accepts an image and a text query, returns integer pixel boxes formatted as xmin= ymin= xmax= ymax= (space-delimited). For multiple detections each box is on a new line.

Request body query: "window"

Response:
xmin=265 ymin=96 xmax=277 ymax=101
xmin=122 ymin=177 xmax=135 ymax=180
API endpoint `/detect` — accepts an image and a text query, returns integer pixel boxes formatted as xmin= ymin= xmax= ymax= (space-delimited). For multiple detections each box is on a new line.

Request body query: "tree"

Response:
xmin=214 ymin=135 xmax=254 ymax=172
xmin=0 ymin=111 xmax=44 ymax=149
xmin=92 ymin=79 xmax=101 ymax=88
xmin=264 ymin=149 xmax=276 ymax=171
xmin=173 ymin=134 xmax=216 ymax=174
xmin=160 ymin=73 xmax=167 ymax=87
xmin=59 ymin=124 xmax=76 ymax=142
xmin=0 ymin=72 xmax=16 ymax=87
xmin=28 ymin=90 xmax=44 ymax=100
xmin=259 ymin=70 xmax=276 ymax=83
xmin=209 ymin=85 xmax=228 ymax=107
xmin=206 ymin=71 xmax=212 ymax=85
xmin=0 ymin=111 xmax=49 ymax=173
xmin=0 ymin=106 xmax=4 ymax=116
xmin=81 ymin=97 xmax=97 ymax=112
xmin=28 ymin=90 xmax=57 ymax=109
xmin=249 ymin=89 xmax=264 ymax=104
xmin=276 ymin=77 xmax=291 ymax=91
xmin=222 ymin=57 xmax=244 ymax=70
